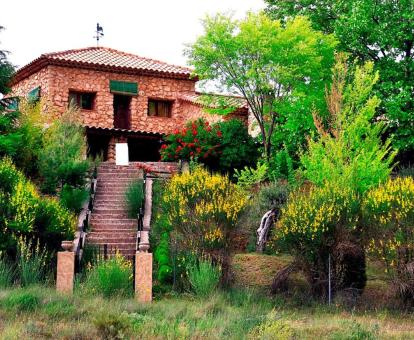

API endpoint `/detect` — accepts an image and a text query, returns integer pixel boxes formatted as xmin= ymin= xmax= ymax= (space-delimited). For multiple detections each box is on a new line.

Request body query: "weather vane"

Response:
xmin=94 ymin=23 xmax=104 ymax=46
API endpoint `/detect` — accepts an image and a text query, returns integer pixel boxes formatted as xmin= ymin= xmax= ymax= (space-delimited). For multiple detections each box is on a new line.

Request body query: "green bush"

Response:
xmin=16 ymin=237 xmax=50 ymax=287
xmin=93 ymin=310 xmax=131 ymax=340
xmin=3 ymin=290 xmax=40 ymax=312
xmin=0 ymin=158 xmax=76 ymax=252
xmin=248 ymin=312 xmax=296 ymax=340
xmin=0 ymin=257 xmax=14 ymax=287
xmin=330 ymin=321 xmax=379 ymax=340
xmin=187 ymin=259 xmax=221 ymax=297
xmin=0 ymin=157 xmax=22 ymax=194
xmin=161 ymin=118 xmax=258 ymax=174
xmin=38 ymin=108 xmax=90 ymax=193
xmin=83 ymin=254 xmax=133 ymax=298
xmin=124 ymin=179 xmax=144 ymax=218
xmin=235 ymin=162 xmax=268 ymax=189
xmin=60 ymin=184 xmax=88 ymax=213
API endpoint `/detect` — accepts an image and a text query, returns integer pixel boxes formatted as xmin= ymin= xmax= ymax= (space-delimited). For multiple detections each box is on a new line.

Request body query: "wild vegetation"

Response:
xmin=1 ymin=1 xmax=414 ymax=337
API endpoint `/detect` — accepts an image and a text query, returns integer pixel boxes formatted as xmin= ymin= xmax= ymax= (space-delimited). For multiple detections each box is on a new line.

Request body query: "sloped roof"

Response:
xmin=12 ymin=47 xmax=195 ymax=84
xmin=179 ymin=92 xmax=248 ymax=111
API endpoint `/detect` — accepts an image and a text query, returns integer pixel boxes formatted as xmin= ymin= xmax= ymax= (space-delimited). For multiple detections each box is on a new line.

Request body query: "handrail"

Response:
xmin=136 ymin=172 xmax=146 ymax=251
xmin=74 ymin=165 xmax=98 ymax=272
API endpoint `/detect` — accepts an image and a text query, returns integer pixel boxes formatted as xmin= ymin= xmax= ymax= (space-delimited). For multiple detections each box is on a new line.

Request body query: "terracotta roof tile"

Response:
xmin=179 ymin=92 xmax=248 ymax=110
xmin=12 ymin=47 xmax=195 ymax=84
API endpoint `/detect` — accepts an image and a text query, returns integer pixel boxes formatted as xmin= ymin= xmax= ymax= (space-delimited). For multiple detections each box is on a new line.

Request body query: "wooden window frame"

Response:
xmin=147 ymin=98 xmax=173 ymax=118
xmin=68 ymin=90 xmax=96 ymax=110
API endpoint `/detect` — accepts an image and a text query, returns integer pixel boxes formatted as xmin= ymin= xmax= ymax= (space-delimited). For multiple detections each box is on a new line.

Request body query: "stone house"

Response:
xmin=10 ymin=47 xmax=248 ymax=161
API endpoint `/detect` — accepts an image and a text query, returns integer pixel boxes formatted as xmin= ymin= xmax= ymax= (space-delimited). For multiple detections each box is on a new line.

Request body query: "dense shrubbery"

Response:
xmin=38 ymin=108 xmax=91 ymax=194
xmin=161 ymin=118 xmax=258 ymax=174
xmin=271 ymin=56 xmax=394 ymax=297
xmin=0 ymin=158 xmax=76 ymax=254
xmin=154 ymin=166 xmax=247 ymax=286
xmin=124 ymin=179 xmax=144 ymax=218
xmin=363 ymin=177 xmax=414 ymax=302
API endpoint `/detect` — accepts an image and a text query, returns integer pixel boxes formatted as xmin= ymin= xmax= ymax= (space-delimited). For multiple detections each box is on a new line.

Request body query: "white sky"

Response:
xmin=0 ymin=0 xmax=265 ymax=70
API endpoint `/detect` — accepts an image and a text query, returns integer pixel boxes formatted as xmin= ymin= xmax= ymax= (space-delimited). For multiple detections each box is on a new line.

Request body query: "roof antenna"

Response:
xmin=94 ymin=23 xmax=104 ymax=46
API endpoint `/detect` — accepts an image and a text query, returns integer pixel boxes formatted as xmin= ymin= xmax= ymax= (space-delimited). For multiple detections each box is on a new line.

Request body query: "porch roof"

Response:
xmin=85 ymin=126 xmax=163 ymax=139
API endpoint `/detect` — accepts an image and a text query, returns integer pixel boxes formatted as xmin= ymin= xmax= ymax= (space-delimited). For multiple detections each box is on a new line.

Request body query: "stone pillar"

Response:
xmin=56 ymin=251 xmax=75 ymax=294
xmin=135 ymin=252 xmax=153 ymax=303
xmin=106 ymin=136 xmax=115 ymax=162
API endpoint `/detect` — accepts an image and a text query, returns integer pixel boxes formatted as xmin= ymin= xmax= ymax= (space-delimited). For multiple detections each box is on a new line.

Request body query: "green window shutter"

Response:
xmin=27 ymin=86 xmax=41 ymax=102
xmin=109 ymin=80 xmax=138 ymax=95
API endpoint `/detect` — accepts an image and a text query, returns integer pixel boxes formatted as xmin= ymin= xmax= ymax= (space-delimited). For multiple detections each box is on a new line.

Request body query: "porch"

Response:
xmin=86 ymin=126 xmax=163 ymax=162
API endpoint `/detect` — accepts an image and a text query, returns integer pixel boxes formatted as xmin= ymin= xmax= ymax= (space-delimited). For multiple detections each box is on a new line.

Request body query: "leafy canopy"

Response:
xmin=186 ymin=12 xmax=337 ymax=159
xmin=300 ymin=54 xmax=396 ymax=195
xmin=265 ymin=0 xmax=414 ymax=156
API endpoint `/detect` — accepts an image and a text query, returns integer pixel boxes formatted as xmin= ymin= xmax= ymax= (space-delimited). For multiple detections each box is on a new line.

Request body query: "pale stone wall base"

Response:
xmin=56 ymin=251 xmax=75 ymax=294
xmin=135 ymin=252 xmax=153 ymax=303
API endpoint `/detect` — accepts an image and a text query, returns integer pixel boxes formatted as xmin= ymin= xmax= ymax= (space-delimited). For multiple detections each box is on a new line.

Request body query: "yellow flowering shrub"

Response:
xmin=7 ymin=179 xmax=39 ymax=232
xmin=273 ymin=183 xmax=360 ymax=258
xmin=0 ymin=158 xmax=76 ymax=251
xmin=163 ymin=166 xmax=247 ymax=252
xmin=362 ymin=177 xmax=414 ymax=270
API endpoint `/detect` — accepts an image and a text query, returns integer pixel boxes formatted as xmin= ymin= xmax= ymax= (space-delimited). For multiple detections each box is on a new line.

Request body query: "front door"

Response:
xmin=113 ymin=95 xmax=131 ymax=130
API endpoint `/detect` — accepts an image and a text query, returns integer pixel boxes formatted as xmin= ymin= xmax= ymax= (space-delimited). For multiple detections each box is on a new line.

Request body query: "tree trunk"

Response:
xmin=256 ymin=209 xmax=278 ymax=252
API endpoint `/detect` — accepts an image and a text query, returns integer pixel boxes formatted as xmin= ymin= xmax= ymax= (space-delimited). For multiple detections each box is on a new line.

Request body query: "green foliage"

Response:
xmin=269 ymin=147 xmax=295 ymax=182
xmin=0 ymin=26 xmax=14 ymax=95
xmin=300 ymin=55 xmax=395 ymax=195
xmin=38 ymin=107 xmax=90 ymax=193
xmin=0 ymin=256 xmax=14 ymax=287
xmin=151 ymin=180 xmax=173 ymax=285
xmin=0 ymin=102 xmax=43 ymax=175
xmin=16 ymin=237 xmax=50 ymax=287
xmin=265 ymin=0 xmax=414 ymax=157
xmin=93 ymin=310 xmax=131 ymax=340
xmin=235 ymin=162 xmax=268 ymax=189
xmin=124 ymin=179 xmax=143 ymax=218
xmin=3 ymin=290 xmax=40 ymax=312
xmin=59 ymin=184 xmax=88 ymax=213
xmin=330 ymin=321 xmax=379 ymax=340
xmin=187 ymin=259 xmax=221 ymax=297
xmin=161 ymin=118 xmax=258 ymax=174
xmin=83 ymin=254 xmax=133 ymax=298
xmin=154 ymin=232 xmax=172 ymax=284
xmin=248 ymin=312 xmax=296 ymax=340
xmin=216 ymin=119 xmax=259 ymax=172
xmin=0 ymin=158 xmax=76 ymax=252
xmin=187 ymin=12 xmax=337 ymax=160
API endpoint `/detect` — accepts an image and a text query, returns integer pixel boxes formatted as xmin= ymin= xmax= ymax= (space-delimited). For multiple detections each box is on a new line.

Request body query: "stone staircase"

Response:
xmin=87 ymin=161 xmax=178 ymax=258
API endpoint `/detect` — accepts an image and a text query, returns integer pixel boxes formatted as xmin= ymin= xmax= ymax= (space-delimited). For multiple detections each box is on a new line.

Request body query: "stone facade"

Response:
xmin=11 ymin=48 xmax=248 ymax=161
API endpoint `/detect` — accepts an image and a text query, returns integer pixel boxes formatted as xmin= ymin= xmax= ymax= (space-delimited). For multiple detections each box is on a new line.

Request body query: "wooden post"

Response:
xmin=56 ymin=249 xmax=75 ymax=294
xmin=135 ymin=251 xmax=152 ymax=303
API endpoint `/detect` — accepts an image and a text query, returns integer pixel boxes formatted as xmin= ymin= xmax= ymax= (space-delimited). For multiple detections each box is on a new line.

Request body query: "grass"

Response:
xmin=0 ymin=285 xmax=412 ymax=339
xmin=0 ymin=254 xmax=413 ymax=339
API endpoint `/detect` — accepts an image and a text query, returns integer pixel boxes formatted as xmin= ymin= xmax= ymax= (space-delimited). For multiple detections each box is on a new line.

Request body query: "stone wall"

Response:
xmin=11 ymin=65 xmax=247 ymax=134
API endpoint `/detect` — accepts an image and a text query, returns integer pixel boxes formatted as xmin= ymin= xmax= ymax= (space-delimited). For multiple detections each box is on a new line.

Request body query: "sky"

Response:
xmin=0 ymin=0 xmax=265 ymax=70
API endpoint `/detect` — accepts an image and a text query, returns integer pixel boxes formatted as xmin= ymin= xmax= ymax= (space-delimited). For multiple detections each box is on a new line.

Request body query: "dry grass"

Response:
xmin=0 ymin=255 xmax=413 ymax=339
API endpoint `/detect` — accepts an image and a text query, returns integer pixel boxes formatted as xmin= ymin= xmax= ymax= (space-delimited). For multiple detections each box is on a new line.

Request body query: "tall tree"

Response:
xmin=265 ymin=0 xmax=414 ymax=160
xmin=186 ymin=13 xmax=337 ymax=160
xmin=0 ymin=26 xmax=14 ymax=96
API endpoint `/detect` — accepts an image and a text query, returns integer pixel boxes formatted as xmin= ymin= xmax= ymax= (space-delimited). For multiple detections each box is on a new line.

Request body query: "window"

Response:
xmin=68 ymin=91 xmax=95 ymax=110
xmin=27 ymin=86 xmax=40 ymax=103
xmin=148 ymin=99 xmax=172 ymax=117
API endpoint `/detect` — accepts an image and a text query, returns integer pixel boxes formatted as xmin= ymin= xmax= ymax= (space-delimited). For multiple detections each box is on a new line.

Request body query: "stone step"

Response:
xmin=89 ymin=227 xmax=137 ymax=233
xmin=88 ymin=231 xmax=136 ymax=237
xmin=88 ymin=237 xmax=136 ymax=244
xmin=90 ymin=213 xmax=131 ymax=219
